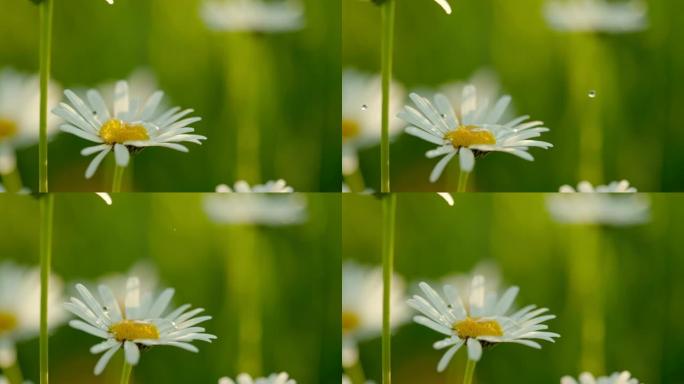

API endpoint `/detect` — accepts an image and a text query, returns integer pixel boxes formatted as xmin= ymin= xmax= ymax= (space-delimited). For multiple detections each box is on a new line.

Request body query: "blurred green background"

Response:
xmin=0 ymin=193 xmax=340 ymax=383
xmin=0 ymin=0 xmax=340 ymax=192
xmin=343 ymin=193 xmax=684 ymax=383
xmin=343 ymin=0 xmax=684 ymax=192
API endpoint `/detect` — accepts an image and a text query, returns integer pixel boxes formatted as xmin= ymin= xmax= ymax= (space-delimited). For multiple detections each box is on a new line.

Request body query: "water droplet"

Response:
xmin=361 ymin=104 xmax=368 ymax=111
xmin=440 ymin=114 xmax=446 ymax=119
xmin=171 ymin=321 xmax=178 ymax=329
xmin=588 ymin=90 xmax=597 ymax=98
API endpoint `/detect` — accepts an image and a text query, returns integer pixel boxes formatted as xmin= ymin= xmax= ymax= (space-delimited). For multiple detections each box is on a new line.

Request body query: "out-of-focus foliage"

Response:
xmin=343 ymin=0 xmax=684 ymax=192
xmin=343 ymin=193 xmax=684 ymax=382
xmin=0 ymin=0 xmax=340 ymax=191
xmin=0 ymin=193 xmax=341 ymax=383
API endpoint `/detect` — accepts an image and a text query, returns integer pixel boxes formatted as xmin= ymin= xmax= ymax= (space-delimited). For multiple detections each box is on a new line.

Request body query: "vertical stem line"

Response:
xmin=112 ymin=165 xmax=125 ymax=193
xmin=380 ymin=0 xmax=395 ymax=193
xmin=381 ymin=193 xmax=397 ymax=384
xmin=462 ymin=359 xmax=476 ymax=384
xmin=38 ymin=0 xmax=54 ymax=193
xmin=119 ymin=360 xmax=133 ymax=384
xmin=39 ymin=194 xmax=54 ymax=384
xmin=457 ymin=171 xmax=470 ymax=193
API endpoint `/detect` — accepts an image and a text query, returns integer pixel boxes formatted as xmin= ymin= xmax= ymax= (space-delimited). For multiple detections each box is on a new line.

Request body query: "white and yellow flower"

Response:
xmin=398 ymin=86 xmax=552 ymax=182
xmin=0 ymin=262 xmax=66 ymax=368
xmin=0 ymin=68 xmax=60 ymax=175
xmin=204 ymin=190 xmax=306 ymax=226
xmin=544 ymin=0 xmax=647 ymax=33
xmin=218 ymin=372 xmax=296 ymax=384
xmin=64 ymin=277 xmax=216 ymax=375
xmin=201 ymin=0 xmax=304 ymax=33
xmin=52 ymin=81 xmax=206 ymax=179
xmin=215 ymin=180 xmax=294 ymax=193
xmin=408 ymin=276 xmax=559 ymax=371
xmin=561 ymin=371 xmax=641 ymax=384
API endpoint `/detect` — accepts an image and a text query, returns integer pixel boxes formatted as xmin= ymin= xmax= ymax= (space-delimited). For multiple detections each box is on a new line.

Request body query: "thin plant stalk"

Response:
xmin=343 ymin=359 xmax=367 ymax=384
xmin=381 ymin=193 xmax=397 ymax=384
xmin=112 ymin=165 xmax=125 ymax=193
xmin=462 ymin=359 xmax=477 ymax=384
xmin=457 ymin=170 xmax=470 ymax=193
xmin=38 ymin=0 xmax=54 ymax=193
xmin=39 ymin=194 xmax=54 ymax=384
xmin=119 ymin=361 xmax=133 ymax=384
xmin=380 ymin=0 xmax=395 ymax=193
xmin=3 ymin=360 xmax=24 ymax=384
xmin=1 ymin=167 xmax=23 ymax=193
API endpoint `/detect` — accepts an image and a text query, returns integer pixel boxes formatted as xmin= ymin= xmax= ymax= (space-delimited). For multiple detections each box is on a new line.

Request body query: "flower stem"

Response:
xmin=112 ymin=165 xmax=125 ymax=193
xmin=343 ymin=167 xmax=366 ymax=193
xmin=457 ymin=170 xmax=470 ymax=193
xmin=39 ymin=194 xmax=54 ymax=384
xmin=343 ymin=359 xmax=367 ymax=384
xmin=462 ymin=359 xmax=477 ymax=384
xmin=380 ymin=0 xmax=395 ymax=193
xmin=1 ymin=167 xmax=23 ymax=193
xmin=4 ymin=359 xmax=24 ymax=384
xmin=381 ymin=193 xmax=397 ymax=384
xmin=38 ymin=0 xmax=54 ymax=193
xmin=119 ymin=360 xmax=133 ymax=384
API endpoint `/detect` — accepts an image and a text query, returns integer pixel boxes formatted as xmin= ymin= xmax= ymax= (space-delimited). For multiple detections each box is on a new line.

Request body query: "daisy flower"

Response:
xmin=398 ymin=86 xmax=553 ymax=182
xmin=561 ymin=371 xmax=641 ymax=384
xmin=200 ymin=0 xmax=304 ymax=33
xmin=0 ymin=262 xmax=66 ymax=368
xmin=342 ymin=69 xmax=405 ymax=175
xmin=218 ymin=372 xmax=296 ymax=384
xmin=204 ymin=193 xmax=307 ymax=226
xmin=52 ymin=81 xmax=206 ymax=179
xmin=342 ymin=261 xmax=409 ymax=367
xmin=215 ymin=179 xmax=294 ymax=193
xmin=0 ymin=68 xmax=60 ymax=175
xmin=64 ymin=277 xmax=216 ymax=375
xmin=547 ymin=180 xmax=650 ymax=226
xmin=408 ymin=276 xmax=559 ymax=371
xmin=544 ymin=0 xmax=648 ymax=33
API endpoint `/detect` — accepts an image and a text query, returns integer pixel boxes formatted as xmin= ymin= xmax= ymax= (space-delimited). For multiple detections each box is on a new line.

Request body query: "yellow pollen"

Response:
xmin=342 ymin=119 xmax=360 ymax=140
xmin=0 ymin=311 xmax=18 ymax=334
xmin=445 ymin=125 xmax=496 ymax=148
xmin=453 ymin=317 xmax=503 ymax=339
xmin=110 ymin=320 xmax=160 ymax=342
xmin=0 ymin=119 xmax=18 ymax=141
xmin=99 ymin=119 xmax=150 ymax=145
xmin=342 ymin=311 xmax=361 ymax=333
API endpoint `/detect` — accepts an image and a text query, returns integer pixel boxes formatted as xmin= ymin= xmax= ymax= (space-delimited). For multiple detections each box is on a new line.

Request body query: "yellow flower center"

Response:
xmin=0 ymin=311 xmax=18 ymax=334
xmin=110 ymin=320 xmax=160 ymax=342
xmin=453 ymin=317 xmax=503 ymax=339
xmin=445 ymin=125 xmax=496 ymax=148
xmin=0 ymin=118 xmax=18 ymax=141
xmin=341 ymin=311 xmax=361 ymax=333
xmin=342 ymin=119 xmax=360 ymax=140
xmin=99 ymin=119 xmax=150 ymax=145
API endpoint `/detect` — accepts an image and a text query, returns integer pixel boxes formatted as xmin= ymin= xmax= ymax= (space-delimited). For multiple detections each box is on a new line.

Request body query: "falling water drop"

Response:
xmin=588 ymin=90 xmax=597 ymax=98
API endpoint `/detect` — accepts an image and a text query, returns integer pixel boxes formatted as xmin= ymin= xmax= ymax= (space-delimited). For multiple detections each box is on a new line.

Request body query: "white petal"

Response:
xmin=85 ymin=147 xmax=112 ymax=179
xmin=114 ymin=143 xmax=130 ymax=167
xmin=94 ymin=343 xmax=121 ymax=375
xmin=437 ymin=342 xmax=462 ymax=372
xmin=467 ymin=338 xmax=482 ymax=361
xmin=429 ymin=152 xmax=457 ymax=183
xmin=434 ymin=0 xmax=452 ymax=14
xmin=459 ymin=147 xmax=475 ymax=172
xmin=124 ymin=341 xmax=140 ymax=365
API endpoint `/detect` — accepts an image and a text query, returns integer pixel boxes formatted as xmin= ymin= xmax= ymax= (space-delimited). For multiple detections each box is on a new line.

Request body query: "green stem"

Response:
xmin=381 ymin=193 xmax=397 ymax=384
xmin=457 ymin=170 xmax=470 ymax=193
xmin=380 ymin=0 xmax=395 ymax=193
xmin=39 ymin=194 xmax=54 ymax=384
xmin=119 ymin=360 xmax=133 ymax=384
xmin=343 ymin=167 xmax=366 ymax=193
xmin=1 ymin=167 xmax=23 ymax=193
xmin=343 ymin=359 xmax=367 ymax=384
xmin=3 ymin=359 xmax=24 ymax=384
xmin=38 ymin=0 xmax=53 ymax=193
xmin=112 ymin=165 xmax=125 ymax=193
xmin=462 ymin=359 xmax=477 ymax=384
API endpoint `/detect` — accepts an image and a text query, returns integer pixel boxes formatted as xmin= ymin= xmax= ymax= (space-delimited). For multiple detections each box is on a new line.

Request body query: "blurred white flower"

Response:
xmin=98 ymin=69 xmax=162 ymax=111
xmin=342 ymin=69 xmax=405 ymax=175
xmin=106 ymin=0 xmax=114 ymax=4
xmin=0 ymin=262 xmax=66 ymax=368
xmin=439 ymin=69 xmax=512 ymax=122
xmin=52 ymin=81 xmax=206 ymax=179
xmin=204 ymin=193 xmax=307 ymax=226
xmin=547 ymin=180 xmax=650 ymax=226
xmin=201 ymin=0 xmax=304 ymax=33
xmin=561 ymin=371 xmax=641 ymax=384
xmin=215 ymin=179 xmax=294 ymax=193
xmin=399 ymin=86 xmax=552 ymax=181
xmin=342 ymin=261 xmax=409 ymax=367
xmin=408 ymin=276 xmax=559 ymax=371
xmin=65 ymin=277 xmax=216 ymax=375
xmin=218 ymin=373 xmax=295 ymax=384
xmin=544 ymin=0 xmax=648 ymax=33
xmin=0 ymin=68 xmax=61 ymax=174
xmin=440 ymin=261 xmax=502 ymax=299
xmin=86 ymin=262 xmax=160 ymax=308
